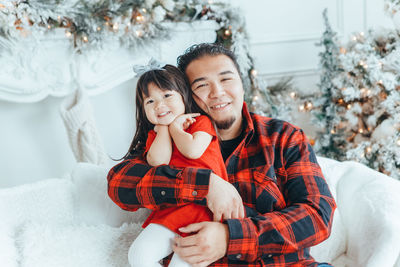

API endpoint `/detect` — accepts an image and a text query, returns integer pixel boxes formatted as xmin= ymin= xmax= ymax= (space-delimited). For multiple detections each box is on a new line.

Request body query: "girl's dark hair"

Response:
xmin=120 ymin=64 xmax=202 ymax=160
xmin=177 ymin=43 xmax=241 ymax=78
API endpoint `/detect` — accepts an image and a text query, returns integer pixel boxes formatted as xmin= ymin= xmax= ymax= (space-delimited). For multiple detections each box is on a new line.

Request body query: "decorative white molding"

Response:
xmin=251 ymin=0 xmax=345 ymax=46
xmin=259 ymin=67 xmax=319 ymax=79
xmin=0 ymin=21 xmax=219 ymax=103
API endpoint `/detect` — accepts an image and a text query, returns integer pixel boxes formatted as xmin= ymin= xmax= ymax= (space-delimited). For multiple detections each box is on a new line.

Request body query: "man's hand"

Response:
xmin=173 ymin=222 xmax=229 ymax=267
xmin=207 ymin=173 xmax=245 ymax=221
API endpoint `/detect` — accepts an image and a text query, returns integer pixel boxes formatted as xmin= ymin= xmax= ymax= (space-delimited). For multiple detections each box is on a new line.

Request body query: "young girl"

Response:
xmin=126 ymin=61 xmax=228 ymax=267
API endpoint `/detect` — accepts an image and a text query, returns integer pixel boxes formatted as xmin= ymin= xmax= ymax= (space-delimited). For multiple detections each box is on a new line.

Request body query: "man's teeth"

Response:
xmin=213 ymin=103 xmax=228 ymax=109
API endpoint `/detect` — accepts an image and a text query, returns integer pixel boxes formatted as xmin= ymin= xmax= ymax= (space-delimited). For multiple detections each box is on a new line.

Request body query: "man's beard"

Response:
xmin=214 ymin=116 xmax=236 ymax=130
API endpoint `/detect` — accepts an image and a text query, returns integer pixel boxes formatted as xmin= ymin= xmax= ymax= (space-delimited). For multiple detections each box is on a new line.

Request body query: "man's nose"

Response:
xmin=209 ymin=82 xmax=225 ymax=98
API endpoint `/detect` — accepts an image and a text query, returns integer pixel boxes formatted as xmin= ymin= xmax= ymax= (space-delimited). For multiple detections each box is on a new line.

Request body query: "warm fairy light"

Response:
xmin=360 ymin=88 xmax=367 ymax=95
xmin=366 ymin=146 xmax=372 ymax=154
xmin=330 ymin=129 xmax=336 ymax=134
xmin=97 ymin=26 xmax=101 ymax=31
xmin=306 ymin=102 xmax=313 ymax=110
xmin=378 ymin=80 xmax=383 ymax=85
xmin=141 ymin=8 xmax=147 ymax=13
xmin=224 ymin=28 xmax=232 ymax=36
xmin=113 ymin=23 xmax=119 ymax=31
xmin=47 ymin=25 xmax=51 ymax=29
xmin=135 ymin=30 xmax=143 ymax=37
xmin=378 ymin=61 xmax=383 ymax=68
xmin=65 ymin=31 xmax=72 ymax=37
xmin=396 ymin=138 xmax=400 ymax=146
xmin=250 ymin=69 xmax=257 ymax=77
xmin=346 ymin=104 xmax=352 ymax=110
xmin=298 ymin=104 xmax=305 ymax=111
xmin=57 ymin=16 xmax=61 ymax=22
xmin=358 ymin=128 xmax=364 ymax=134
xmin=352 ymin=36 xmax=357 ymax=41
xmin=289 ymin=92 xmax=297 ymax=99
xmin=340 ymin=47 xmax=346 ymax=54
xmin=82 ymin=35 xmax=88 ymax=42
xmin=136 ymin=14 xmax=144 ymax=22
xmin=338 ymin=98 xmax=344 ymax=104
xmin=360 ymin=32 xmax=364 ymax=36
xmin=252 ymin=95 xmax=259 ymax=101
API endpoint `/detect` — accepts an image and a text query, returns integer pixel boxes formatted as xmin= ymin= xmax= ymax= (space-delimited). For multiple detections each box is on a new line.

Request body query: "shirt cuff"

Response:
xmin=225 ymin=218 xmax=258 ymax=262
xmin=178 ymin=167 xmax=211 ymax=205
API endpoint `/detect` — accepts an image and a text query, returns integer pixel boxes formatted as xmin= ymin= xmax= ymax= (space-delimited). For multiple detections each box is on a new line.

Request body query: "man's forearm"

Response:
xmin=107 ymin=157 xmax=212 ymax=211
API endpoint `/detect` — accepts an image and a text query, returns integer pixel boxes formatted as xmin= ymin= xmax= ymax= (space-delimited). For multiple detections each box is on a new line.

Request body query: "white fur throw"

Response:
xmin=16 ymin=222 xmax=142 ymax=267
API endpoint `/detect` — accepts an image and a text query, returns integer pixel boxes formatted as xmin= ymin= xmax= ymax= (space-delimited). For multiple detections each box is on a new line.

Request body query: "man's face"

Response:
xmin=185 ymin=54 xmax=244 ymax=137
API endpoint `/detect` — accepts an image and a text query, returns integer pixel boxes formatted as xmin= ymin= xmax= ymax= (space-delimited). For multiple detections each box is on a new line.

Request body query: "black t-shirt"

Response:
xmin=220 ymin=130 xmax=245 ymax=162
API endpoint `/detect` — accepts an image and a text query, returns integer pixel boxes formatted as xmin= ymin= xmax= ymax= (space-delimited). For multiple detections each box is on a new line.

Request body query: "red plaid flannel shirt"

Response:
xmin=107 ymin=103 xmax=336 ymax=267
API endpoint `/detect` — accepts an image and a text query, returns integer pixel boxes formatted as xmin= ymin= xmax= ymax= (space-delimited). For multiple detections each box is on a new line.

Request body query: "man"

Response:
xmin=108 ymin=43 xmax=336 ymax=266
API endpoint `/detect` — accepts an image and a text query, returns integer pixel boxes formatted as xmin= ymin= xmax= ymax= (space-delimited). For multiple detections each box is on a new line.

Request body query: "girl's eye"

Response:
xmin=145 ymin=99 xmax=154 ymax=105
xmin=164 ymin=93 xmax=172 ymax=98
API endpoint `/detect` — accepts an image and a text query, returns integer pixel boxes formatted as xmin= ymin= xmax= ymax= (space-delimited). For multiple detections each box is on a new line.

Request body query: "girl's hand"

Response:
xmin=171 ymin=113 xmax=201 ymax=130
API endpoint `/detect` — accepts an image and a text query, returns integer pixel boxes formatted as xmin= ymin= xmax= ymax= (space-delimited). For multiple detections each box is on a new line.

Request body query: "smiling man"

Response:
xmin=107 ymin=43 xmax=336 ymax=267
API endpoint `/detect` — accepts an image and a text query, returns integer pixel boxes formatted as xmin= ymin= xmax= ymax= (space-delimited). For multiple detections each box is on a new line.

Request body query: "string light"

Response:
xmin=113 ymin=23 xmax=119 ymax=31
xmin=97 ymin=26 xmax=101 ymax=31
xmin=358 ymin=128 xmax=364 ymax=134
xmin=298 ymin=104 xmax=305 ymax=112
xmin=47 ymin=25 xmax=51 ymax=29
xmin=396 ymin=138 xmax=400 ymax=146
xmin=135 ymin=30 xmax=143 ymax=37
xmin=136 ymin=14 xmax=144 ymax=22
xmin=289 ymin=92 xmax=297 ymax=99
xmin=224 ymin=27 xmax=232 ymax=37
xmin=340 ymin=47 xmax=346 ymax=54
xmin=65 ymin=31 xmax=72 ymax=37
xmin=365 ymin=146 xmax=372 ymax=154
xmin=0 ymin=3 xmax=5 ymax=8
xmin=250 ymin=69 xmax=257 ymax=77
xmin=82 ymin=35 xmax=88 ymax=42
xmin=330 ymin=129 xmax=336 ymax=134
xmin=346 ymin=104 xmax=352 ymax=110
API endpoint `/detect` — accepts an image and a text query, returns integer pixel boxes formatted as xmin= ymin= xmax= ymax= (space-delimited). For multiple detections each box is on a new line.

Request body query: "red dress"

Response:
xmin=142 ymin=115 xmax=228 ymax=236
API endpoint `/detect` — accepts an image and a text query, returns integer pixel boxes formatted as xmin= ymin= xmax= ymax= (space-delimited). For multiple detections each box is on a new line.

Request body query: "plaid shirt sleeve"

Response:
xmin=107 ymin=155 xmax=211 ymax=211
xmin=225 ymin=127 xmax=336 ymax=262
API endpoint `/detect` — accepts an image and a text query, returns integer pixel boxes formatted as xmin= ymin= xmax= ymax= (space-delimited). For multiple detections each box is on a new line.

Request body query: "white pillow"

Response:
xmin=71 ymin=163 xmax=150 ymax=227
xmin=16 ymin=222 xmax=143 ymax=267
xmin=0 ymin=178 xmax=74 ymax=228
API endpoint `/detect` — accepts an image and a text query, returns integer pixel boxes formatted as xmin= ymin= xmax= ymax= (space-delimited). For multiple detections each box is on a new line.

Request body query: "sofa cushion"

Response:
xmin=70 ymin=163 xmax=150 ymax=227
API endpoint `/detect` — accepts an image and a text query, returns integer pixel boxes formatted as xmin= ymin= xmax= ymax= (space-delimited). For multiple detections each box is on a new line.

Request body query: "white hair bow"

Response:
xmin=132 ymin=58 xmax=166 ymax=77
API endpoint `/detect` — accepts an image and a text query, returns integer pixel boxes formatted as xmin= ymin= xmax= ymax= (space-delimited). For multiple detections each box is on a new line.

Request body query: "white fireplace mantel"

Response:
xmin=0 ymin=20 xmax=219 ymax=103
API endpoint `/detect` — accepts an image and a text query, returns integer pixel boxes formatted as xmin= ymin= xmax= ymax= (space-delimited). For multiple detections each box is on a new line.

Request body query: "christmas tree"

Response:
xmin=313 ymin=8 xmax=400 ymax=179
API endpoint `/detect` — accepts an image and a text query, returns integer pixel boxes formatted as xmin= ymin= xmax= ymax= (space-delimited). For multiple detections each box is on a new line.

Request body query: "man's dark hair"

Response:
xmin=177 ymin=43 xmax=241 ymax=76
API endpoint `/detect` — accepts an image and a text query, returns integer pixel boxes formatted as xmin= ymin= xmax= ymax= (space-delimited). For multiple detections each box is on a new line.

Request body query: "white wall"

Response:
xmin=0 ymin=1 xmax=396 ymax=187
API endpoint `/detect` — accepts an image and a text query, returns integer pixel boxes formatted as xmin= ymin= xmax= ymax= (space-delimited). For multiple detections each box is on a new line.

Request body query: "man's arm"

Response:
xmin=107 ymin=156 xmax=211 ymax=211
xmin=223 ymin=128 xmax=336 ymax=262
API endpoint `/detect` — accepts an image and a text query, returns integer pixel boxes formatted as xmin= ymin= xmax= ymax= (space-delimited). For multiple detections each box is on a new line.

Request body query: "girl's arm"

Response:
xmin=147 ymin=125 xmax=172 ymax=166
xmin=169 ymin=114 xmax=212 ymax=159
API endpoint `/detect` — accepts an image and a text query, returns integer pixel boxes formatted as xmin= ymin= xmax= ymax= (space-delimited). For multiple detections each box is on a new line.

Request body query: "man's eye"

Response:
xmin=221 ymin=78 xmax=232 ymax=82
xmin=195 ymin=84 xmax=207 ymax=90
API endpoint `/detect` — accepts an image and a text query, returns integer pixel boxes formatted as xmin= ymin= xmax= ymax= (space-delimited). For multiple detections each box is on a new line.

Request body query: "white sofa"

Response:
xmin=1 ymin=157 xmax=400 ymax=267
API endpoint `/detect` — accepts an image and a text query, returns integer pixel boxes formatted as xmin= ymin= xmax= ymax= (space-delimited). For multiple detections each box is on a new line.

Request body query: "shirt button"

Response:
xmin=236 ymin=254 xmax=242 ymax=259
xmin=160 ymin=190 xmax=166 ymax=196
xmin=192 ymin=191 xmax=198 ymax=196
xmin=268 ymin=254 xmax=273 ymax=258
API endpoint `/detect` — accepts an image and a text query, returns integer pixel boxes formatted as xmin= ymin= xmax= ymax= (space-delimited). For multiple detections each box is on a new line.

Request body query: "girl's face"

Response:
xmin=143 ymin=82 xmax=185 ymax=126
